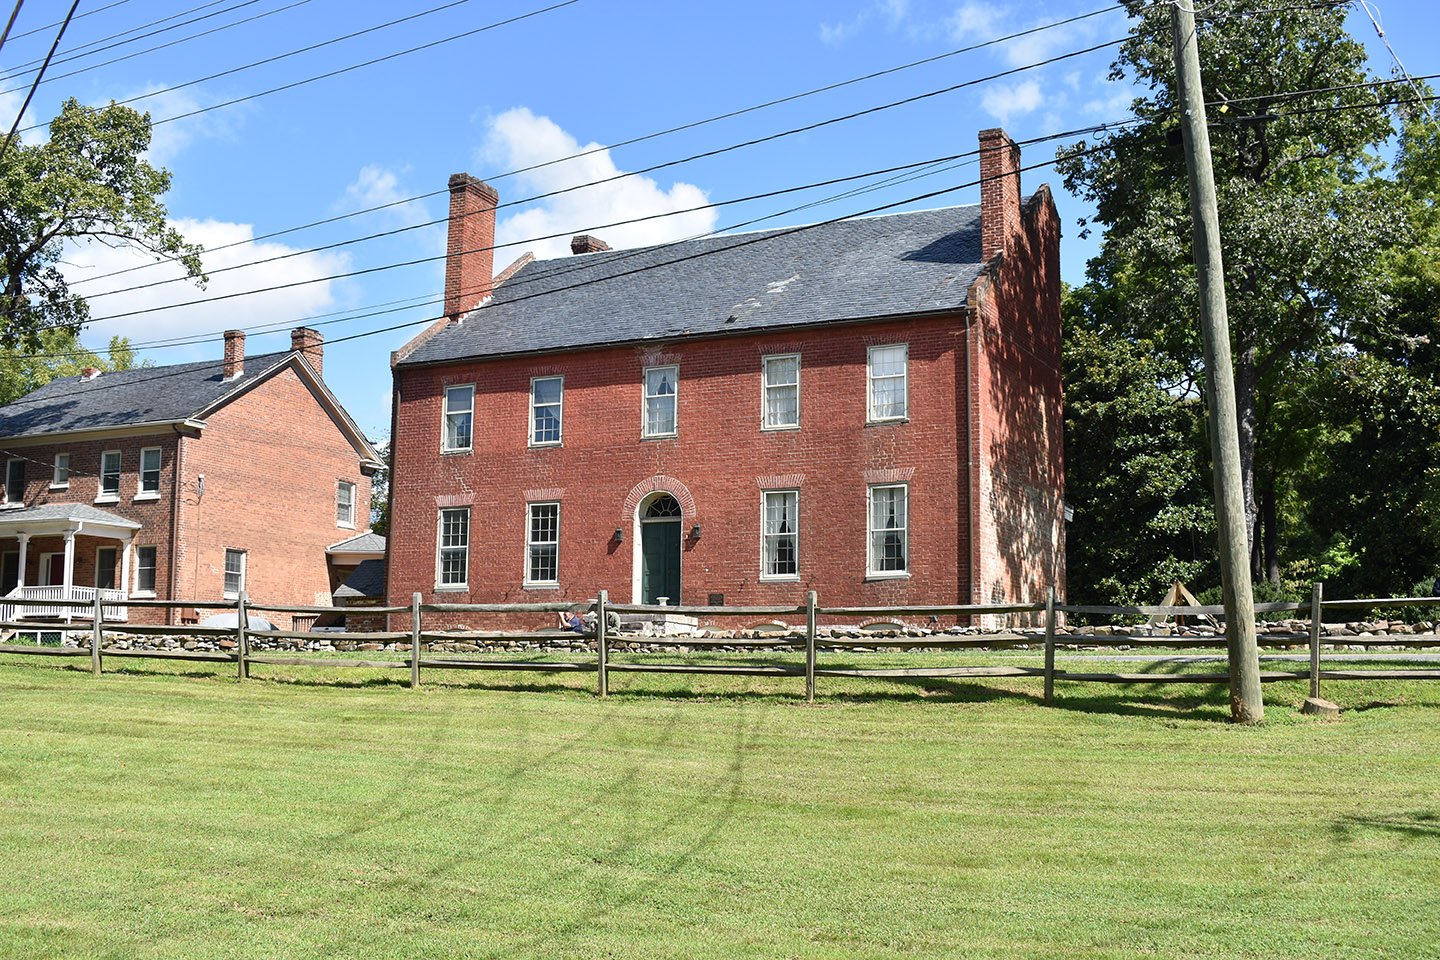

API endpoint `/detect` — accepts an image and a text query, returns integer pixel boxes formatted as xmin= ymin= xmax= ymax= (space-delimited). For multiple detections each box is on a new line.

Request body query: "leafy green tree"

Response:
xmin=1063 ymin=286 xmax=1216 ymax=606
xmin=1056 ymin=0 xmax=1404 ymax=578
xmin=0 ymin=98 xmax=203 ymax=346
xmin=0 ymin=330 xmax=150 ymax=405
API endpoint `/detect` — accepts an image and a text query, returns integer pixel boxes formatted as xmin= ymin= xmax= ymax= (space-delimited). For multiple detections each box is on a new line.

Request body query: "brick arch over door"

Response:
xmin=621 ymin=476 xmax=697 ymax=524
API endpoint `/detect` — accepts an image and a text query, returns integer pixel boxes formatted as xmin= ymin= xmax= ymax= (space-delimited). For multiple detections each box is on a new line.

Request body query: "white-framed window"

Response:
xmin=437 ymin=508 xmax=469 ymax=588
xmin=97 ymin=451 xmax=121 ymax=502
xmin=137 ymin=447 xmax=161 ymax=498
xmin=867 ymin=484 xmax=909 ymax=576
xmin=762 ymin=354 xmax=800 ymax=430
xmin=867 ymin=344 xmax=908 ymax=422
xmin=526 ymin=501 xmax=560 ymax=585
xmin=761 ymin=490 xmax=799 ymax=579
xmin=135 ymin=545 xmax=157 ymax=596
xmin=95 ymin=547 xmax=118 ymax=591
xmin=442 ymin=384 xmax=475 ymax=452
xmin=642 ymin=365 xmax=678 ymax=437
xmin=51 ymin=453 xmax=70 ymax=489
xmin=3 ymin=459 xmax=23 ymax=505
xmin=223 ymin=548 xmax=247 ymax=598
xmin=336 ymin=480 xmax=356 ymax=528
xmin=530 ymin=376 xmax=563 ymax=446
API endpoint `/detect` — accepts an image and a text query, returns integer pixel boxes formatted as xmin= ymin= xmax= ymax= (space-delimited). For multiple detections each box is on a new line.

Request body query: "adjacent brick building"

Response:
xmin=0 ymin=328 xmax=383 ymax=628
xmin=386 ymin=128 xmax=1063 ymax=624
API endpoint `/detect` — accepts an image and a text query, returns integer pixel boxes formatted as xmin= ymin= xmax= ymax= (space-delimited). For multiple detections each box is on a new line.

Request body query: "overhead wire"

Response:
xmin=0 ymin=0 xmax=128 ymax=45
xmin=0 ymin=0 xmax=78 ymax=162
xmin=0 ymin=0 xmax=25 ymax=59
xmin=1 ymin=0 xmax=228 ymax=77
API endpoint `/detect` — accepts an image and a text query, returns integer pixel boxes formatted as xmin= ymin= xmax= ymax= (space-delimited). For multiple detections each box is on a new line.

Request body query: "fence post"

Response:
xmin=1043 ymin=585 xmax=1056 ymax=705
xmin=410 ymin=592 xmax=422 ymax=689
xmin=1309 ymin=581 xmax=1323 ymax=700
xmin=236 ymin=591 xmax=249 ymax=681
xmin=91 ymin=589 xmax=103 ymax=676
xmin=596 ymin=589 xmax=609 ymax=698
xmin=805 ymin=590 xmax=817 ymax=703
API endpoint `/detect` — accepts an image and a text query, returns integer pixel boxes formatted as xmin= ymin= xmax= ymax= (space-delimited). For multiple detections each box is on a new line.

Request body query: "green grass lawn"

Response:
xmin=1 ymin=653 xmax=1438 ymax=959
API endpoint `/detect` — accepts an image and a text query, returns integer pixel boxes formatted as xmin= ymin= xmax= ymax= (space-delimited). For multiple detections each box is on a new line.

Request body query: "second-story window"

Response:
xmin=762 ymin=355 xmax=800 ymax=429
xmin=4 ymin=459 xmax=23 ymax=505
xmin=526 ymin=502 xmax=559 ymax=585
xmin=443 ymin=385 xmax=474 ymax=452
xmin=52 ymin=454 xmax=70 ymax=489
xmin=138 ymin=447 xmax=162 ymax=497
xmin=336 ymin=481 xmax=356 ymax=528
xmin=98 ymin=451 xmax=121 ymax=501
xmin=643 ymin=365 xmax=678 ymax=437
xmin=530 ymin=376 xmax=563 ymax=446
xmin=867 ymin=344 xmax=908 ymax=422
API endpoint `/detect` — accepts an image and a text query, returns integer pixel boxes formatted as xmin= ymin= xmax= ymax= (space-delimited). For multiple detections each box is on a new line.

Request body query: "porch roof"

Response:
xmin=0 ymin=503 xmax=142 ymax=539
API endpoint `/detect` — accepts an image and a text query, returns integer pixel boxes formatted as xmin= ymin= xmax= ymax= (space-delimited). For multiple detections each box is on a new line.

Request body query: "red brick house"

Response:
xmin=386 ymin=128 xmax=1063 ymax=622
xmin=0 ymin=328 xmax=383 ymax=628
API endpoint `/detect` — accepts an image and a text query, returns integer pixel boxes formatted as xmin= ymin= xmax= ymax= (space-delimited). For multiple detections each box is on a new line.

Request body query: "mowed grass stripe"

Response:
xmin=0 ymin=655 xmax=1438 ymax=959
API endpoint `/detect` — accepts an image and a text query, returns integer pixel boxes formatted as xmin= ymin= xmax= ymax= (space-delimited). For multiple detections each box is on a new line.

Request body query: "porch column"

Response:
xmin=15 ymin=532 xmax=28 ymax=589
xmin=120 ymin=537 xmax=132 ymax=598
xmin=61 ymin=529 xmax=76 ymax=623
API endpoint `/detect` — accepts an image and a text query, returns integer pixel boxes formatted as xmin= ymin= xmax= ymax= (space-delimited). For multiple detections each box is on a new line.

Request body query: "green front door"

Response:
xmin=641 ymin=521 xmax=681 ymax=604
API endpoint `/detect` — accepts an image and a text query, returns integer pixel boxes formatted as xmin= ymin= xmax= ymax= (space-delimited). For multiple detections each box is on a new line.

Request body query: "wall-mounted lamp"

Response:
xmin=690 ymin=524 xmax=702 ymax=541
xmin=613 ymin=527 xmax=624 ymax=543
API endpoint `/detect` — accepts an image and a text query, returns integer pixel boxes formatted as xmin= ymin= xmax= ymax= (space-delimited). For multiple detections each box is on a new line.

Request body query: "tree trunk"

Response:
xmin=1234 ymin=345 xmax=1260 ymax=568
xmin=1261 ymin=477 xmax=1280 ymax=586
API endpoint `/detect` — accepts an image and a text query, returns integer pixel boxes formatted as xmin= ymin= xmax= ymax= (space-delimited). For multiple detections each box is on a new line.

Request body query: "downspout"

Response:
xmin=170 ymin=431 xmax=186 ymax=627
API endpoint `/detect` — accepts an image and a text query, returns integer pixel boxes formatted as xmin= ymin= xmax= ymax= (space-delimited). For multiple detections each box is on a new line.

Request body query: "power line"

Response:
xmin=0 ymin=0 xmax=25 ymax=60
xmin=1355 ymin=0 xmax=1439 ymax=128
xmin=65 ymin=2 xmax=1128 ymax=291
xmin=0 ymin=0 xmax=78 ymax=162
xmin=76 ymin=35 xmax=1129 ymax=316
xmin=0 ymin=0 xmax=267 ymax=86
xmin=1 ymin=0 xmax=128 ymax=45
xmin=16 ymin=0 xmax=583 ymax=137
xmin=0 ymin=0 xmax=319 ymax=97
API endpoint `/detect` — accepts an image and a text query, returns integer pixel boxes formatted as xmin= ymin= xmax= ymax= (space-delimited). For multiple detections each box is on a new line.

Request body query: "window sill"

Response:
xmin=440 ymin=448 xmax=472 ymax=456
xmin=0 ymin=502 xmax=22 ymax=510
xmin=528 ymin=441 xmax=563 ymax=449
xmin=336 ymin=522 xmax=356 ymax=531
xmin=864 ymin=571 xmax=911 ymax=582
xmin=94 ymin=495 xmax=120 ymax=505
xmin=131 ymin=591 xmax=156 ymax=599
xmin=434 ymin=584 xmax=468 ymax=593
xmin=49 ymin=483 xmax=69 ymax=491
xmin=522 ymin=582 xmax=561 ymax=590
xmin=759 ymin=575 xmax=800 ymax=583
xmin=133 ymin=492 xmax=161 ymax=502
xmin=760 ymin=424 xmax=800 ymax=433
xmin=640 ymin=433 xmax=678 ymax=441
xmin=865 ymin=417 xmax=910 ymax=426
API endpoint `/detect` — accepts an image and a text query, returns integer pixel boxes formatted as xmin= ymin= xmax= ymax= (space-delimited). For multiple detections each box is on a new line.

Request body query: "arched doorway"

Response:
xmin=637 ymin=493 xmax=682 ymax=604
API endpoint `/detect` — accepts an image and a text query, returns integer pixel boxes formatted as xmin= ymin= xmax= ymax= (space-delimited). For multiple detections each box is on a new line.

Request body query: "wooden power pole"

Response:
xmin=1170 ymin=0 xmax=1264 ymax=723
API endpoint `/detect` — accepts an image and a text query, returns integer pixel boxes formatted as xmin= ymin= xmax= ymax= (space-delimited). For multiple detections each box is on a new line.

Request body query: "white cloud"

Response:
xmin=981 ymin=80 xmax=1043 ymax=124
xmin=947 ymin=2 xmax=1002 ymax=40
xmin=1084 ymin=89 xmax=1134 ymax=118
xmin=62 ymin=218 xmax=350 ymax=355
xmin=821 ymin=0 xmax=912 ymax=45
xmin=0 ymin=89 xmax=27 ymax=135
xmin=119 ymin=85 xmax=241 ymax=168
xmin=479 ymin=107 xmax=717 ymax=263
xmin=341 ymin=165 xmax=431 ymax=229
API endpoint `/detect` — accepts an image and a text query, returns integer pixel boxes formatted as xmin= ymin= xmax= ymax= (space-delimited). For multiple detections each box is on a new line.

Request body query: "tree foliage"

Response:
xmin=0 ymin=330 xmax=150 ymax=405
xmin=0 ymin=98 xmax=204 ymax=346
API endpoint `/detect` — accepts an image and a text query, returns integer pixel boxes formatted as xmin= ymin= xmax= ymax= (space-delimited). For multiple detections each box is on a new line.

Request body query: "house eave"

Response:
xmin=0 ymin=418 xmax=205 ymax=447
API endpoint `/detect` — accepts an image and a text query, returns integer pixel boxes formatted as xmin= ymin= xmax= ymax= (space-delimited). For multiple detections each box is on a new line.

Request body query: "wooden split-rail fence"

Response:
xmin=1 ymin=585 xmax=1438 ymax=702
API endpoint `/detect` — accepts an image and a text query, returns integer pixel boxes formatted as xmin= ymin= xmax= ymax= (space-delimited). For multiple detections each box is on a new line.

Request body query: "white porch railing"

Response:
xmin=0 ymin=585 xmax=128 ymax=623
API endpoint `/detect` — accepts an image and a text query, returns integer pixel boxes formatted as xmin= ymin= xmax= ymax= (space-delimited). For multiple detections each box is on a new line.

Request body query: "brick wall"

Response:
xmin=181 ymin=364 xmax=372 ymax=626
xmin=0 ymin=434 xmax=181 ymax=626
xmin=388 ymin=316 xmax=971 ymax=628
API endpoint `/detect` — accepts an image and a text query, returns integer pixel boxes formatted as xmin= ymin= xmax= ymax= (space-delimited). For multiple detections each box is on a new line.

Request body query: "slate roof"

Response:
xmin=399 ymin=203 xmax=988 ymax=366
xmin=0 ymin=503 xmax=141 ymax=528
xmin=334 ymin=558 xmax=385 ymax=600
xmin=0 ymin=352 xmax=291 ymax=441
xmin=327 ymin=531 xmax=387 ymax=554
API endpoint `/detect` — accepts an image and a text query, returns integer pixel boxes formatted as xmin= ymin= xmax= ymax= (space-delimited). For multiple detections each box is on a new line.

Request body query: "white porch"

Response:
xmin=0 ymin=504 xmax=142 ymax=624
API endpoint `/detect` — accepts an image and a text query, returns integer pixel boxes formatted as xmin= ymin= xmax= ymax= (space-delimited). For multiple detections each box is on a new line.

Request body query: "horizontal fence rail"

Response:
xmin=0 ymin=583 xmax=1438 ymax=703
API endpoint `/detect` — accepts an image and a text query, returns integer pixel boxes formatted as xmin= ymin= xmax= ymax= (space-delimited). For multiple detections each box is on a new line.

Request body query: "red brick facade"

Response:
xmin=388 ymin=130 xmax=1064 ymax=626
xmin=0 ymin=341 xmax=377 ymax=628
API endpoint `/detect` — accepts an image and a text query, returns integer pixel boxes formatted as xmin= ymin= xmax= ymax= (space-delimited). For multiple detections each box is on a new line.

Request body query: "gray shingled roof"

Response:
xmin=327 ymin=532 xmax=387 ymax=554
xmin=0 ymin=352 xmax=291 ymax=441
xmin=0 ymin=503 xmax=141 ymax=528
xmin=400 ymin=204 xmax=987 ymax=365
xmin=334 ymin=558 xmax=385 ymax=600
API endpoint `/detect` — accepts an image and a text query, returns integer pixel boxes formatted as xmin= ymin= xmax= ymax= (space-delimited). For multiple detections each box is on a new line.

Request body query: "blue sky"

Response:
xmin=1 ymin=0 xmax=1435 ymax=438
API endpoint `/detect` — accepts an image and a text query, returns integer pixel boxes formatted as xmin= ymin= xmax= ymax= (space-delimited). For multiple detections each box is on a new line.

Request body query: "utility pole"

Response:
xmin=1170 ymin=0 xmax=1264 ymax=723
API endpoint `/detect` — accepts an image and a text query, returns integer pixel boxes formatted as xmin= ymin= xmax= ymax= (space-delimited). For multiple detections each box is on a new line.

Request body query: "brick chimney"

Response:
xmin=223 ymin=329 xmax=245 ymax=380
xmin=445 ymin=173 xmax=499 ymax=321
xmin=570 ymin=234 xmax=611 ymax=255
xmin=978 ymin=128 xmax=1022 ymax=262
xmin=291 ymin=326 xmax=323 ymax=377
